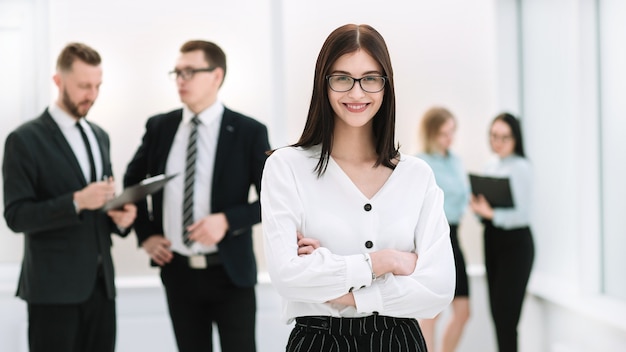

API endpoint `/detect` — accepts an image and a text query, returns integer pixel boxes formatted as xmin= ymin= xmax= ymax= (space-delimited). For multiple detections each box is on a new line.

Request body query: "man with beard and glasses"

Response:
xmin=2 ymin=42 xmax=136 ymax=352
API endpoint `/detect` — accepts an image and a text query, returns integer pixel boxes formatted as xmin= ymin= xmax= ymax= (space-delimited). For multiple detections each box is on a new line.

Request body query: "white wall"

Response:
xmin=3 ymin=0 xmax=626 ymax=351
xmin=0 ymin=0 xmax=498 ymax=274
xmin=279 ymin=0 xmax=498 ymax=266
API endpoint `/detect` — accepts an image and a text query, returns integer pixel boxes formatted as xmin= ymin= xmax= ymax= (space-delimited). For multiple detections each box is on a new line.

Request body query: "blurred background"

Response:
xmin=1 ymin=0 xmax=625 ymax=351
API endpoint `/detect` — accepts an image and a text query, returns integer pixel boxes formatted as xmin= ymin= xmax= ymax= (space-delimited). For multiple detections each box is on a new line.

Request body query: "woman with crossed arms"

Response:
xmin=261 ymin=24 xmax=455 ymax=352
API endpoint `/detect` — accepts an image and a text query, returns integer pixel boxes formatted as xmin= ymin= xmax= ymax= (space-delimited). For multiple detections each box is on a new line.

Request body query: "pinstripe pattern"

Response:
xmin=182 ymin=116 xmax=200 ymax=246
xmin=287 ymin=315 xmax=426 ymax=352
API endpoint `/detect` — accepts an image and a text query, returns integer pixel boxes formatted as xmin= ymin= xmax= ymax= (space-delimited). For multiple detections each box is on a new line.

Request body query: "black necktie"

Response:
xmin=182 ymin=116 xmax=201 ymax=246
xmin=76 ymin=121 xmax=97 ymax=183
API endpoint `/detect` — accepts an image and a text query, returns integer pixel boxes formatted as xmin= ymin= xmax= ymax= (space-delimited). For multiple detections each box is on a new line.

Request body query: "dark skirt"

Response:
xmin=449 ymin=224 xmax=470 ymax=297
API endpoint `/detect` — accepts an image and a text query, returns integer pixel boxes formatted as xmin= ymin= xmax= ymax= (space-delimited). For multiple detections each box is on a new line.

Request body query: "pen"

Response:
xmin=103 ymin=175 xmax=115 ymax=201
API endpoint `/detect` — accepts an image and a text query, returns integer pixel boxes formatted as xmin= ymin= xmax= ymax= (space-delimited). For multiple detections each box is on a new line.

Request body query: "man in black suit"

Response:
xmin=124 ymin=40 xmax=270 ymax=352
xmin=2 ymin=42 xmax=137 ymax=352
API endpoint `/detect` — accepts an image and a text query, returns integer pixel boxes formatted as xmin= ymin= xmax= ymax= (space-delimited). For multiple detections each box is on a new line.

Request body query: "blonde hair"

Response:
xmin=419 ymin=106 xmax=456 ymax=153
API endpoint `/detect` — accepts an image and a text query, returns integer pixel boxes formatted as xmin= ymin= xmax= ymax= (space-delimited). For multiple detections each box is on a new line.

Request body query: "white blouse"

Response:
xmin=261 ymin=146 xmax=455 ymax=323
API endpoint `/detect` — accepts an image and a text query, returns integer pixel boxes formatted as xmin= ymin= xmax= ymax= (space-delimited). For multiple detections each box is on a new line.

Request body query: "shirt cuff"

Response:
xmin=353 ymin=281 xmax=384 ymax=314
xmin=344 ymin=253 xmax=374 ymax=293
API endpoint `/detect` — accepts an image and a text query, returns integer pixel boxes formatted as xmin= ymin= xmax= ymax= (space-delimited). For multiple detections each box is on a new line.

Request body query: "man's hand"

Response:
xmin=141 ymin=235 xmax=173 ymax=266
xmin=186 ymin=213 xmax=229 ymax=247
xmin=107 ymin=203 xmax=137 ymax=228
xmin=73 ymin=180 xmax=116 ymax=211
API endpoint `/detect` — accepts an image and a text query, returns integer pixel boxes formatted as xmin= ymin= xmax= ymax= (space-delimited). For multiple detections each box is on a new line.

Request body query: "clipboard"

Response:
xmin=469 ymin=174 xmax=514 ymax=208
xmin=103 ymin=174 xmax=178 ymax=211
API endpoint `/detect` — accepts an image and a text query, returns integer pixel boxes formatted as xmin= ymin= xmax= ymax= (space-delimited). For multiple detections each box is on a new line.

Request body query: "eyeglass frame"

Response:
xmin=325 ymin=74 xmax=388 ymax=93
xmin=168 ymin=67 xmax=217 ymax=81
xmin=489 ymin=133 xmax=514 ymax=143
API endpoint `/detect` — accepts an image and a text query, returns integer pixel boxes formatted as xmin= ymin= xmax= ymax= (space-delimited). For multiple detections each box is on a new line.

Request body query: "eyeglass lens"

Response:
xmin=328 ymin=75 xmax=386 ymax=93
xmin=169 ymin=69 xmax=196 ymax=80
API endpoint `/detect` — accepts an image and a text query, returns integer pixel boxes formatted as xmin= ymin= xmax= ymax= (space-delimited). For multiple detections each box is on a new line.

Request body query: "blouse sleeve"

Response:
xmin=352 ymin=174 xmax=456 ymax=319
xmin=261 ymin=151 xmax=373 ymax=303
xmin=492 ymin=159 xmax=532 ymax=229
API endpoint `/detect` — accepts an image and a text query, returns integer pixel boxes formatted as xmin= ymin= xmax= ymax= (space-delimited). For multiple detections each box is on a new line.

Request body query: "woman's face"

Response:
xmin=327 ymin=49 xmax=384 ymax=130
xmin=434 ymin=118 xmax=456 ymax=153
xmin=489 ymin=119 xmax=516 ymax=158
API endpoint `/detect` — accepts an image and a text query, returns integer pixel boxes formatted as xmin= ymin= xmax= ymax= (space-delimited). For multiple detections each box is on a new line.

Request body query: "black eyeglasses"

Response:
xmin=168 ymin=67 xmax=217 ymax=81
xmin=326 ymin=75 xmax=387 ymax=93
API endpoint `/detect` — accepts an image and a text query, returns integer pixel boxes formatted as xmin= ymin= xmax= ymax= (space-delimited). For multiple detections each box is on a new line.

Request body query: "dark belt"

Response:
xmin=172 ymin=251 xmax=222 ymax=269
xmin=295 ymin=314 xmax=415 ymax=336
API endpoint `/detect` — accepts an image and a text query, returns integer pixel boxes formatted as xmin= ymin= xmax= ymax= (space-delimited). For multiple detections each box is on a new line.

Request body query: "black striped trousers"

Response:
xmin=287 ymin=315 xmax=427 ymax=352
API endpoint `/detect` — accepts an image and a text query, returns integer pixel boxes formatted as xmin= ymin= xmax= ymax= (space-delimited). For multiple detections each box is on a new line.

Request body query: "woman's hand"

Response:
xmin=470 ymin=194 xmax=494 ymax=219
xmin=370 ymin=249 xmax=418 ymax=277
xmin=326 ymin=292 xmax=356 ymax=307
xmin=296 ymin=232 xmax=320 ymax=256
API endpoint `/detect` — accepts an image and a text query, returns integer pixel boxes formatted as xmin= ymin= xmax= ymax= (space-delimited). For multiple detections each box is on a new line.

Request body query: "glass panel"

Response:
xmin=599 ymin=0 xmax=626 ymax=300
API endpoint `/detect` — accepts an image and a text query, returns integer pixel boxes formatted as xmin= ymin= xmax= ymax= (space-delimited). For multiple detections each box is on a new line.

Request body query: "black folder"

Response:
xmin=469 ymin=174 xmax=514 ymax=208
xmin=103 ymin=174 xmax=178 ymax=211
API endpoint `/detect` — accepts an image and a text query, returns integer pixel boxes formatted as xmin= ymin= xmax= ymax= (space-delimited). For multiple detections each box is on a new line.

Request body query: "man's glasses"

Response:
xmin=326 ymin=75 xmax=387 ymax=93
xmin=168 ymin=67 xmax=217 ymax=81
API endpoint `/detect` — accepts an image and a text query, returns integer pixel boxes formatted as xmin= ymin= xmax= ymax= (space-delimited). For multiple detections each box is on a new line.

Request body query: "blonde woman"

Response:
xmin=417 ymin=107 xmax=470 ymax=352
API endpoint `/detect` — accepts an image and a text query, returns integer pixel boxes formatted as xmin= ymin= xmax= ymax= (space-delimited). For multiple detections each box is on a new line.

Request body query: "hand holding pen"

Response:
xmin=101 ymin=175 xmax=137 ymax=227
xmin=72 ymin=175 xmax=116 ymax=212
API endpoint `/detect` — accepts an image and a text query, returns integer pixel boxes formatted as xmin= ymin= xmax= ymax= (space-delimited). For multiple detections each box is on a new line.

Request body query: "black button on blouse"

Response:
xmin=365 ymin=241 xmax=373 ymax=249
xmin=364 ymin=203 xmax=372 ymax=211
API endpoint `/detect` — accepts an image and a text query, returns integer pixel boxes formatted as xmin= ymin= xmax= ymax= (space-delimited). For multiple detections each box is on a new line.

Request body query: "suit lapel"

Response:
xmin=213 ymin=109 xmax=236 ymax=188
xmin=42 ymin=112 xmax=88 ymax=186
xmin=155 ymin=112 xmax=184 ymax=174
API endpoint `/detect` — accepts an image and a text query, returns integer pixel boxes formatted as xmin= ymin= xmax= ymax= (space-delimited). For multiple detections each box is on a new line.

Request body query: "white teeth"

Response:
xmin=346 ymin=104 xmax=366 ymax=109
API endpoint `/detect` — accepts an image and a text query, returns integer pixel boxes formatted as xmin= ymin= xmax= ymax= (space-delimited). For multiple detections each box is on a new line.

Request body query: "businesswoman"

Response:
xmin=417 ymin=107 xmax=470 ymax=352
xmin=261 ymin=24 xmax=455 ymax=352
xmin=470 ymin=112 xmax=534 ymax=352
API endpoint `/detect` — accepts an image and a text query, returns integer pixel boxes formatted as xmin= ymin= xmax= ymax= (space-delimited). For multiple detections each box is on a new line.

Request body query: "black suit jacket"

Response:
xmin=123 ymin=107 xmax=270 ymax=288
xmin=2 ymin=109 xmax=126 ymax=304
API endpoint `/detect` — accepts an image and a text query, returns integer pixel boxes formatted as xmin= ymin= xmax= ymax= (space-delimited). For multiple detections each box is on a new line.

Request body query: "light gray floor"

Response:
xmin=2 ymin=270 xmax=538 ymax=352
xmin=254 ymin=282 xmax=294 ymax=352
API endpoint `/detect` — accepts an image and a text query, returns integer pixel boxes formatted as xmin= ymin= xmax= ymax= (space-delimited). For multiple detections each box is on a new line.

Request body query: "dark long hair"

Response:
xmin=293 ymin=24 xmax=399 ymax=176
xmin=492 ymin=112 xmax=526 ymax=157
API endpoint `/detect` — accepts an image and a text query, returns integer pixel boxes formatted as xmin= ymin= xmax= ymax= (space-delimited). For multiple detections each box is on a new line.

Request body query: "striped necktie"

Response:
xmin=182 ymin=116 xmax=201 ymax=246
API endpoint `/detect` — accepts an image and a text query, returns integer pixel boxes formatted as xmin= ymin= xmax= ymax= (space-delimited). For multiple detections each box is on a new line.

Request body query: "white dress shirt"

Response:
xmin=49 ymin=103 xmax=104 ymax=183
xmin=163 ymin=102 xmax=223 ymax=255
xmin=261 ymin=146 xmax=455 ymax=323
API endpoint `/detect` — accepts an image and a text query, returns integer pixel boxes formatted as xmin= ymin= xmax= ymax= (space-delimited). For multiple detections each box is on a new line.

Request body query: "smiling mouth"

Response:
xmin=344 ymin=103 xmax=369 ymax=112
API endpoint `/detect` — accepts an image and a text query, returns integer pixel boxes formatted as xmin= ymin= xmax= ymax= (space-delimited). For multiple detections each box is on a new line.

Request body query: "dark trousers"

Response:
xmin=288 ymin=315 xmax=427 ymax=352
xmin=160 ymin=254 xmax=256 ymax=352
xmin=27 ymin=277 xmax=116 ymax=352
xmin=484 ymin=223 xmax=534 ymax=352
